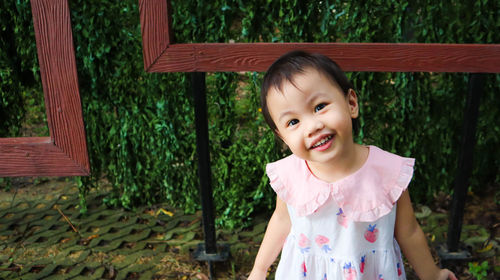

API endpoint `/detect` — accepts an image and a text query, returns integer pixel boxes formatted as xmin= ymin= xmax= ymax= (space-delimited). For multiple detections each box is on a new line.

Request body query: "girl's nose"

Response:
xmin=305 ymin=118 xmax=325 ymax=137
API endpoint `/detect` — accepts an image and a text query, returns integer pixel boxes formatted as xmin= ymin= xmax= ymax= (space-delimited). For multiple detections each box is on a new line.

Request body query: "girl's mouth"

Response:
xmin=310 ymin=135 xmax=334 ymax=150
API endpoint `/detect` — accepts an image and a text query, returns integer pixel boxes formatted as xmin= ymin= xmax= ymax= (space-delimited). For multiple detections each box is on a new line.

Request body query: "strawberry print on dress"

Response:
xmin=298 ymin=233 xmax=311 ymax=254
xmin=336 ymin=208 xmax=349 ymax=228
xmin=343 ymin=262 xmax=357 ymax=280
xmin=301 ymin=261 xmax=307 ymax=277
xmin=364 ymin=224 xmax=379 ymax=243
xmin=360 ymin=255 xmax=366 ymax=273
xmin=315 ymin=235 xmax=332 ymax=253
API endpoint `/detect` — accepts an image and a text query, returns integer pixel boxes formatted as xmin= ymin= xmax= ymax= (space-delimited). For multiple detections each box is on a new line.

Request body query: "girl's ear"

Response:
xmin=347 ymin=89 xmax=359 ymax=118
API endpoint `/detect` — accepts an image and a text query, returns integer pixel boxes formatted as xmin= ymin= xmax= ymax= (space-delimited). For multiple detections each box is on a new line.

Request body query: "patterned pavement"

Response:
xmin=0 ymin=180 xmax=496 ymax=279
xmin=0 ymin=180 xmax=267 ymax=279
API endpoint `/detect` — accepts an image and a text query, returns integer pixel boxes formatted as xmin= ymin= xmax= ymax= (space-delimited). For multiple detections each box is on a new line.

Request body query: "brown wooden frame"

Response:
xmin=138 ymin=0 xmax=500 ymax=263
xmin=139 ymin=0 xmax=500 ymax=73
xmin=0 ymin=0 xmax=90 ymax=177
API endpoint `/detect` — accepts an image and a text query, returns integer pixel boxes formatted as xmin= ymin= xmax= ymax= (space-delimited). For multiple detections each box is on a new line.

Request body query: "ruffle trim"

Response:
xmin=266 ymin=163 xmax=289 ymax=202
xmin=296 ymin=185 xmax=330 ymax=217
xmin=266 ymin=161 xmax=331 ymax=217
xmin=334 ymin=157 xmax=415 ymax=222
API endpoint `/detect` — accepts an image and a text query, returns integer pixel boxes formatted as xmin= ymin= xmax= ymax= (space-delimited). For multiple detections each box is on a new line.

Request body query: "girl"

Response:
xmin=248 ymin=51 xmax=457 ymax=280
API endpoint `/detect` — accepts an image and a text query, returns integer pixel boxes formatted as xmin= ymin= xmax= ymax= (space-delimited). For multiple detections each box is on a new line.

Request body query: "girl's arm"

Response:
xmin=248 ymin=196 xmax=291 ymax=280
xmin=395 ymin=190 xmax=457 ymax=280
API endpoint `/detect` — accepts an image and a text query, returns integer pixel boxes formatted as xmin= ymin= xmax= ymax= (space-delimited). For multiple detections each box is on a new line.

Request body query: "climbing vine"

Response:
xmin=1 ymin=0 xmax=498 ymax=228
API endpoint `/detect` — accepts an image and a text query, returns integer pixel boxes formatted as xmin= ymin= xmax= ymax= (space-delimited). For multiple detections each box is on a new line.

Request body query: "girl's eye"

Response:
xmin=314 ymin=103 xmax=326 ymax=112
xmin=287 ymin=119 xmax=299 ymax=127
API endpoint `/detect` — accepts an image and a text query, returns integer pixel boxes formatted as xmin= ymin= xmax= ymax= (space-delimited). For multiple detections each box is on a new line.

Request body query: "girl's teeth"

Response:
xmin=312 ymin=135 xmax=332 ymax=148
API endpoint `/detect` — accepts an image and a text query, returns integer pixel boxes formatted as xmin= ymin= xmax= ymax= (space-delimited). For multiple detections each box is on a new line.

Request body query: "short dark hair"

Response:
xmin=260 ymin=50 xmax=360 ymax=135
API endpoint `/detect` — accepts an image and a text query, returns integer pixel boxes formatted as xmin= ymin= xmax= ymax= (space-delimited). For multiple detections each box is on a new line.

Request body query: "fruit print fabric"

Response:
xmin=343 ymin=262 xmax=357 ymax=280
xmin=267 ymin=146 xmax=413 ymax=279
xmin=336 ymin=208 xmax=349 ymax=228
xmin=360 ymin=255 xmax=366 ymax=274
xmin=277 ymin=204 xmax=406 ymax=279
xmin=364 ymin=224 xmax=379 ymax=243
xmin=299 ymin=233 xmax=311 ymax=254
xmin=315 ymin=235 xmax=332 ymax=253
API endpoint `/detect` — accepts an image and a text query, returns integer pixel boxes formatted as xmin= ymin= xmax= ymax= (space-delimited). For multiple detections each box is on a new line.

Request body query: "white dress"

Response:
xmin=266 ymin=146 xmax=415 ymax=280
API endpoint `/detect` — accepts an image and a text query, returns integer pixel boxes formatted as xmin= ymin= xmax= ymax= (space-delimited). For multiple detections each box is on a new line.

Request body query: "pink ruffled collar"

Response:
xmin=266 ymin=145 xmax=415 ymax=222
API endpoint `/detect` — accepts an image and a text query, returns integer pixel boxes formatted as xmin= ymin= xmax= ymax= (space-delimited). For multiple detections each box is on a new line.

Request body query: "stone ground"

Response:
xmin=0 ymin=178 xmax=498 ymax=279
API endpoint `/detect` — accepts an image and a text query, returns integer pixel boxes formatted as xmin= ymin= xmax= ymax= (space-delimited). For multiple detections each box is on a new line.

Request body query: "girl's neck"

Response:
xmin=306 ymin=144 xmax=369 ymax=183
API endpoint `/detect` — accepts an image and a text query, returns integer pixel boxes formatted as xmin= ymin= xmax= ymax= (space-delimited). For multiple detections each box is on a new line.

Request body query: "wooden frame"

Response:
xmin=138 ymin=0 xmax=500 ymax=263
xmin=0 ymin=0 xmax=90 ymax=177
xmin=139 ymin=0 xmax=500 ymax=73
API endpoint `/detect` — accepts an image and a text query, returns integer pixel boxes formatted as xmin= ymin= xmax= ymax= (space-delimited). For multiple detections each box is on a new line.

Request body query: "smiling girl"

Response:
xmin=248 ymin=51 xmax=456 ymax=280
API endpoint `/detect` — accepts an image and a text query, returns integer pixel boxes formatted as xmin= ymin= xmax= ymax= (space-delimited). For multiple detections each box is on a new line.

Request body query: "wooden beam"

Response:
xmin=139 ymin=0 xmax=173 ymax=71
xmin=138 ymin=0 xmax=500 ymax=73
xmin=146 ymin=42 xmax=500 ymax=73
xmin=0 ymin=138 xmax=88 ymax=177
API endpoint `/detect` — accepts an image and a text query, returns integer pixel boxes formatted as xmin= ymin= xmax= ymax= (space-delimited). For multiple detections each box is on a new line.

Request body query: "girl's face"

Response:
xmin=267 ymin=68 xmax=359 ymax=165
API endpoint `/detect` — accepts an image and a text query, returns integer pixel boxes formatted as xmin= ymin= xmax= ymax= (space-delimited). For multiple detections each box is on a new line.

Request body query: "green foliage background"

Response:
xmin=1 ymin=0 xmax=499 ymax=228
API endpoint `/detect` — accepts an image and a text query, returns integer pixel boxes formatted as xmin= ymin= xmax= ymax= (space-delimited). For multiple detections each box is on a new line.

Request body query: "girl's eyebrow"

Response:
xmin=306 ymin=92 xmax=327 ymax=104
xmin=278 ymin=110 xmax=295 ymax=123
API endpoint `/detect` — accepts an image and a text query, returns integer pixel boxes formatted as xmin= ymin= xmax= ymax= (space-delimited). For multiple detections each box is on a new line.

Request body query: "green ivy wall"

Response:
xmin=1 ymin=0 xmax=499 ymax=228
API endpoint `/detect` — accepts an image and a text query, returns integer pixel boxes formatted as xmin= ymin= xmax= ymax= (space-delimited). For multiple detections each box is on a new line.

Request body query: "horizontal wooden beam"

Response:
xmin=139 ymin=0 xmax=500 ymax=73
xmin=146 ymin=42 xmax=500 ymax=73
xmin=0 ymin=137 xmax=90 ymax=176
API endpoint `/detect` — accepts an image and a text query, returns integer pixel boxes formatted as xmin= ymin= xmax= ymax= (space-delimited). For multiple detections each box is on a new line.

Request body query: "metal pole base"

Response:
xmin=437 ymin=243 xmax=472 ymax=266
xmin=193 ymin=243 xmax=231 ymax=262
xmin=193 ymin=243 xmax=231 ymax=280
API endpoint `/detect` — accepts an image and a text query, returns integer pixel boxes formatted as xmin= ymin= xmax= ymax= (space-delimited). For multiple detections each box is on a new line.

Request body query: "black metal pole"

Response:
xmin=191 ymin=72 xmax=217 ymax=278
xmin=447 ymin=73 xmax=485 ymax=252
xmin=190 ymin=72 xmax=230 ymax=278
xmin=191 ymin=72 xmax=217 ymax=254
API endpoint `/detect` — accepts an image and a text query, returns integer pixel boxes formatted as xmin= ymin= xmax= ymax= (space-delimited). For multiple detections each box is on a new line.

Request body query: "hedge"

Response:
xmin=1 ymin=0 xmax=498 ymax=228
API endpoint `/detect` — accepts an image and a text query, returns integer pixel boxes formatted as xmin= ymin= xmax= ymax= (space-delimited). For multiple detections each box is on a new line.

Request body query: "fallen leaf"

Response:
xmin=83 ymin=234 xmax=99 ymax=242
xmin=476 ymin=243 xmax=493 ymax=253
xmin=156 ymin=208 xmax=174 ymax=217
xmin=60 ymin=238 xmax=71 ymax=244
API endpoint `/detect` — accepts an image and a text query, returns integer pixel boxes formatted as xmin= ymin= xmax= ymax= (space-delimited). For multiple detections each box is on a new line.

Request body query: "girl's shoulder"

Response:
xmin=266 ymin=146 xmax=415 ymax=222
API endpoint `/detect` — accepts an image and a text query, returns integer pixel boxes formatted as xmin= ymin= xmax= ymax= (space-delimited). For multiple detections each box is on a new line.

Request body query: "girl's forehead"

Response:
xmin=271 ymin=68 xmax=342 ymax=98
